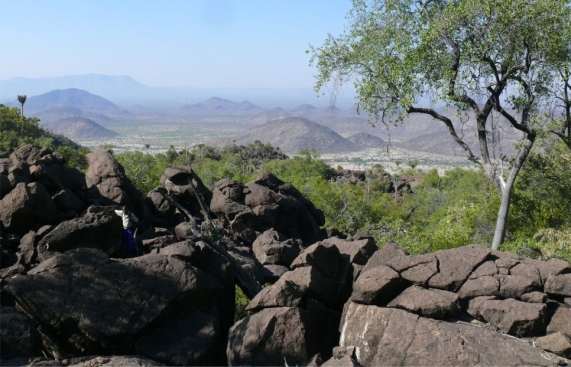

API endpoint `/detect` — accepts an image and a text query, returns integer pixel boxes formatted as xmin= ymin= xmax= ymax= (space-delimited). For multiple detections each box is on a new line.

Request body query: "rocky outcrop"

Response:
xmin=2 ymin=144 xmax=571 ymax=366
xmin=85 ymin=148 xmax=152 ymax=228
xmin=210 ymin=171 xmax=325 ymax=242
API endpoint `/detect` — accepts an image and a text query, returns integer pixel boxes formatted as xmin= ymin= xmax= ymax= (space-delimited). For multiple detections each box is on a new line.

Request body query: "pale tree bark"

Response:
xmin=491 ymin=133 xmax=536 ymax=250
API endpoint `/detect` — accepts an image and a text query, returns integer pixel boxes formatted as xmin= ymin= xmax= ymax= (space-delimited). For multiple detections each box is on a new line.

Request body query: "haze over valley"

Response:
xmin=1 ymin=74 xmax=523 ymax=173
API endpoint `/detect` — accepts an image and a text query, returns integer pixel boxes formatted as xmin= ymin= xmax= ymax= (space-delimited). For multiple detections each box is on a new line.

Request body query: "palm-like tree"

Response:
xmin=17 ymin=95 xmax=27 ymax=117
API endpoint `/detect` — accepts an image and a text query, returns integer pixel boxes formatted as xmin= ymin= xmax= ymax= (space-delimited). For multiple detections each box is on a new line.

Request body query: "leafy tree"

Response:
xmin=310 ymin=0 xmax=571 ymax=249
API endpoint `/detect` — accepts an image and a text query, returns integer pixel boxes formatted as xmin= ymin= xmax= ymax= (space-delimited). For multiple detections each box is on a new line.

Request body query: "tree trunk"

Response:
xmin=491 ymin=132 xmax=536 ymax=250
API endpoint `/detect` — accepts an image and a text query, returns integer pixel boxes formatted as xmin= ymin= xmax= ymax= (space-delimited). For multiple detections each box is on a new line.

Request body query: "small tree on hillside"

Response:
xmin=310 ymin=0 xmax=571 ymax=249
xmin=17 ymin=95 xmax=27 ymax=117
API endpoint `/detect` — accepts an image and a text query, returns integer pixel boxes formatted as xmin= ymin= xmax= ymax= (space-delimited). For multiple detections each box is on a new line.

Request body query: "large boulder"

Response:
xmin=252 ymin=229 xmax=303 ymax=267
xmin=210 ymin=172 xmax=324 ymax=242
xmin=386 ymin=285 xmax=461 ymax=319
xmin=0 ymin=182 xmax=58 ymax=235
xmin=160 ymin=166 xmax=212 ymax=218
xmin=339 ymin=301 xmax=556 ymax=366
xmin=36 ymin=211 xmax=123 ymax=257
xmin=476 ymin=298 xmax=547 ymax=337
xmin=427 ymin=245 xmax=490 ymax=291
xmin=4 ymin=248 xmax=224 ymax=358
xmin=0 ymin=306 xmax=41 ymax=360
xmin=227 ymin=307 xmax=318 ymax=366
xmin=85 ymin=148 xmax=152 ymax=229
xmin=350 ymin=265 xmax=407 ymax=306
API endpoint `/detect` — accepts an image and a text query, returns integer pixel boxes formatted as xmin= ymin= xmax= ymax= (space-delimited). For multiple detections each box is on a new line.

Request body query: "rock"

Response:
xmin=339 ymin=301 xmax=554 ymax=366
xmin=0 ymin=182 xmax=58 ymax=235
xmin=227 ymin=246 xmax=268 ymax=285
xmin=290 ymin=242 xmax=342 ymax=279
xmin=510 ymin=262 xmax=542 ymax=286
xmin=546 ymin=304 xmax=571 ymax=336
xmin=520 ymin=291 xmax=547 ymax=303
xmin=361 ymin=243 xmax=407 ymax=274
xmin=386 ymin=285 xmax=461 ymax=319
xmin=523 ymin=257 xmax=571 ymax=284
xmin=495 ymin=274 xmax=541 ymax=299
xmin=210 ymin=172 xmax=324 ymax=241
xmin=0 ymin=173 xmax=12 ymax=198
xmin=134 ymin=310 xmax=222 ymax=366
xmin=468 ymin=261 xmax=498 ymax=279
xmin=37 ymin=212 xmax=122 ymax=256
xmin=545 ymin=274 xmax=571 ymax=297
xmin=457 ymin=276 xmax=499 ymax=299
xmin=161 ymin=166 xmax=213 ymax=217
xmin=321 ymin=237 xmax=377 ymax=265
xmin=11 ymin=145 xmax=58 ymax=166
xmin=0 ymin=306 xmax=40 ymax=360
xmin=350 ymin=265 xmax=407 ymax=305
xmin=478 ymin=298 xmax=546 ymax=337
xmin=246 ymin=280 xmax=304 ymax=311
xmin=52 ymin=188 xmax=85 ymax=214
xmin=142 ymin=235 xmax=177 ymax=252
xmin=227 ymin=307 xmax=318 ymax=367
xmin=491 ymin=250 xmax=521 ymax=271
xmin=535 ymin=332 xmax=571 ymax=358
xmin=279 ymin=267 xmax=340 ymax=308
xmin=158 ymin=241 xmax=199 ymax=264
xmin=322 ymin=355 xmax=361 ymax=366
xmin=4 ymin=249 xmax=224 ymax=356
xmin=8 ymin=161 xmax=30 ymax=186
xmin=146 ymin=187 xmax=176 ymax=217
xmin=385 ymin=253 xmax=439 ymax=286
xmin=262 ymin=264 xmax=289 ymax=283
xmin=85 ymin=148 xmax=151 ymax=229
xmin=68 ymin=356 xmax=163 ymax=367
xmin=173 ymin=221 xmax=200 ymax=241
xmin=428 ymin=245 xmax=491 ymax=291
xmin=465 ymin=296 xmax=498 ymax=319
xmin=252 ymin=229 xmax=303 ymax=267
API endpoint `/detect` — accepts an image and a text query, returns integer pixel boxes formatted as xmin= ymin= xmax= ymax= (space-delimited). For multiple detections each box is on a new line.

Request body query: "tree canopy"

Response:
xmin=310 ymin=0 xmax=571 ymax=249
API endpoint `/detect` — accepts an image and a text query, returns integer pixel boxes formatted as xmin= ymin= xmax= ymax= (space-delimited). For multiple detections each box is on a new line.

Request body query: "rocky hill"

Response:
xmin=32 ymin=105 xmax=112 ymax=124
xmin=25 ymin=88 xmax=125 ymax=113
xmin=246 ymin=110 xmax=291 ymax=126
xmin=347 ymin=132 xmax=388 ymax=148
xmin=234 ymin=116 xmax=357 ymax=155
xmin=0 ymin=145 xmax=570 ymax=366
xmin=181 ymin=97 xmax=264 ymax=112
xmin=42 ymin=117 xmax=119 ymax=139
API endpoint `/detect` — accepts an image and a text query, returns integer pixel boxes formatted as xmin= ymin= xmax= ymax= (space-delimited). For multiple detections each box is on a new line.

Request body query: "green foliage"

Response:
xmin=234 ymin=286 xmax=250 ymax=322
xmin=57 ymin=146 xmax=91 ymax=171
xmin=0 ymin=105 xmax=44 ymax=157
xmin=509 ymin=140 xmax=571 ymax=237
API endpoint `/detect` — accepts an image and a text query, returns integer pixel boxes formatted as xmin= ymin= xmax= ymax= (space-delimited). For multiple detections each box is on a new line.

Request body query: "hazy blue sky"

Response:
xmin=0 ymin=0 xmax=352 ymax=89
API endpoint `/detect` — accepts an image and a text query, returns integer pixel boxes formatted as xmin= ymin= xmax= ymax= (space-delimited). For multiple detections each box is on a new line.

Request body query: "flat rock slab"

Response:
xmin=351 ymin=265 xmax=407 ymax=306
xmin=340 ymin=301 xmax=556 ymax=366
xmin=535 ymin=332 xmax=571 ymax=358
xmin=495 ymin=274 xmax=541 ymax=299
xmin=361 ymin=243 xmax=407 ymax=274
xmin=458 ymin=276 xmax=499 ymax=299
xmin=387 ymin=285 xmax=461 ymax=319
xmin=428 ymin=245 xmax=491 ymax=291
xmin=546 ymin=305 xmax=571 ymax=335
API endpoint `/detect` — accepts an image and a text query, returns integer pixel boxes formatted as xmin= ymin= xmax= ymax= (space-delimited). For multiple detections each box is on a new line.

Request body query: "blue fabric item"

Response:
xmin=122 ymin=228 xmax=136 ymax=250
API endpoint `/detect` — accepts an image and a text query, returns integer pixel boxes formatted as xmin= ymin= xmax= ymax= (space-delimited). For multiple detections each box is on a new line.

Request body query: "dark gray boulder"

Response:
xmin=227 ymin=307 xmax=318 ymax=367
xmin=0 ymin=182 xmax=58 ymax=235
xmin=0 ymin=306 xmax=40 ymax=360
xmin=134 ymin=310 xmax=222 ymax=366
xmin=37 ymin=211 xmax=122 ymax=256
xmin=428 ymin=245 xmax=491 ymax=291
xmin=4 ymin=248 xmax=224 ymax=357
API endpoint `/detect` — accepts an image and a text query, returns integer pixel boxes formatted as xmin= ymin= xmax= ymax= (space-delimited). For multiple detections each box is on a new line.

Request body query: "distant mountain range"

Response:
xmin=234 ymin=116 xmax=357 ymax=155
xmin=181 ymin=97 xmax=264 ymax=112
xmin=0 ymin=74 xmax=355 ymax=108
xmin=32 ymin=105 xmax=112 ymax=124
xmin=347 ymin=132 xmax=388 ymax=148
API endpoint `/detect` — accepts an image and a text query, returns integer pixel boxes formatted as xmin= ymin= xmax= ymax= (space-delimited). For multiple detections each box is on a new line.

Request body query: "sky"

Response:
xmin=0 ymin=0 xmax=353 ymax=89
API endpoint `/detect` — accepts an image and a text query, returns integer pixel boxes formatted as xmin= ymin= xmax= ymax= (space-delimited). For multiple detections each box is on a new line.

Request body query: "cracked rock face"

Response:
xmin=4 ymin=248 xmax=224 ymax=357
xmin=339 ymin=301 xmax=554 ymax=366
